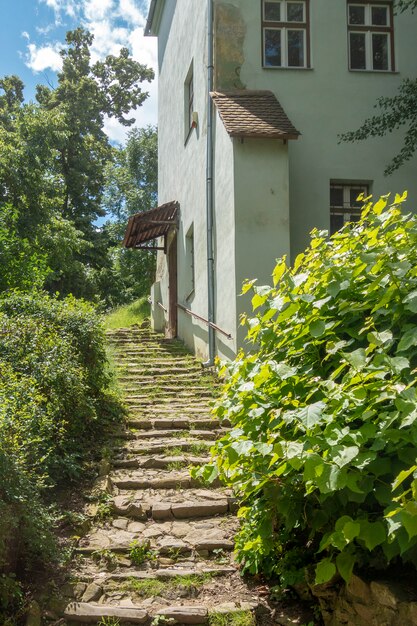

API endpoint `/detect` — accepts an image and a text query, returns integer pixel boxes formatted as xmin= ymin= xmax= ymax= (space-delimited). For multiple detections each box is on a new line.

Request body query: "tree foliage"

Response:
xmin=99 ymin=126 xmax=158 ymax=307
xmin=0 ymin=28 xmax=155 ymax=302
xmin=195 ymin=193 xmax=417 ymax=588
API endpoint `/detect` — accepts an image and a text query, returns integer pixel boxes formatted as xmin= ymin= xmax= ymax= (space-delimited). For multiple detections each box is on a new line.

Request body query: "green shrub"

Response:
xmin=195 ymin=193 xmax=417 ymax=586
xmin=0 ymin=290 xmax=123 ymax=621
xmin=0 ymin=291 xmax=119 ymax=487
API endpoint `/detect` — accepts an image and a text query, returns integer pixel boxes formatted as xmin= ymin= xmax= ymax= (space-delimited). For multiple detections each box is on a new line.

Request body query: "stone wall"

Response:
xmin=310 ymin=574 xmax=417 ymax=626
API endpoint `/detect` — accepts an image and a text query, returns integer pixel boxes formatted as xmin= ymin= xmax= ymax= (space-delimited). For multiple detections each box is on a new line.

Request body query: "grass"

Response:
xmin=105 ymin=296 xmax=150 ymax=330
xmin=208 ymin=610 xmax=255 ymax=626
xmin=122 ymin=573 xmax=214 ymax=598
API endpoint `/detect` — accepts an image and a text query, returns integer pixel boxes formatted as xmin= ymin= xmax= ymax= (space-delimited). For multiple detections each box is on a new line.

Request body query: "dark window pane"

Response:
xmin=330 ymin=187 xmax=344 ymax=207
xmin=264 ymin=29 xmax=282 ymax=66
xmin=264 ymin=1 xmax=281 ymax=21
xmin=349 ymin=5 xmax=365 ymax=25
xmin=349 ymin=187 xmax=366 ymax=207
xmin=330 ymin=213 xmax=344 ymax=235
xmin=287 ymin=2 xmax=304 ymax=22
xmin=350 ymin=32 xmax=366 ymax=69
xmin=372 ymin=33 xmax=389 ymax=70
xmin=287 ymin=30 xmax=304 ymax=66
xmin=349 ymin=213 xmax=361 ymax=223
xmin=372 ymin=6 xmax=388 ymax=25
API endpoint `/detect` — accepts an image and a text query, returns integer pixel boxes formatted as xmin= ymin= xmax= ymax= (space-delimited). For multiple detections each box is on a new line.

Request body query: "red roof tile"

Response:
xmin=211 ymin=90 xmax=300 ymax=140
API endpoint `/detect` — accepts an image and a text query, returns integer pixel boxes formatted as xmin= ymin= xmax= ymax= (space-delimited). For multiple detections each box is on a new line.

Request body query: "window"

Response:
xmin=262 ymin=1 xmax=310 ymax=68
xmin=330 ymin=183 xmax=369 ymax=235
xmin=184 ymin=61 xmax=194 ymax=141
xmin=347 ymin=3 xmax=394 ymax=71
xmin=185 ymin=224 xmax=195 ymax=299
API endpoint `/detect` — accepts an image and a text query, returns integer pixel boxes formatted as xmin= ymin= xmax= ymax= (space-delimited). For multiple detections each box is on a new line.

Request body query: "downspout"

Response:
xmin=204 ymin=0 xmax=216 ymax=367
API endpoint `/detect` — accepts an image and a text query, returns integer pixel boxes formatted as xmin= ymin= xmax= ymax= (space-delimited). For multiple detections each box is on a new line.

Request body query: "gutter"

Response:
xmin=204 ymin=0 xmax=216 ymax=367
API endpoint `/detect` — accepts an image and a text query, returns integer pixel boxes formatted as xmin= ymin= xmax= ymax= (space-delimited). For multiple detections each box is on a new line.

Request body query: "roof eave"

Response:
xmin=145 ymin=0 xmax=165 ymax=36
xmin=229 ymin=132 xmax=301 ymax=141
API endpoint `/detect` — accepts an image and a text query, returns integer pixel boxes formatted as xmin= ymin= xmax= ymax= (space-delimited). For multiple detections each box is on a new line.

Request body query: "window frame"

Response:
xmin=330 ymin=182 xmax=369 ymax=235
xmin=184 ymin=61 xmax=194 ymax=144
xmin=262 ymin=0 xmax=311 ymax=69
xmin=347 ymin=2 xmax=395 ymax=72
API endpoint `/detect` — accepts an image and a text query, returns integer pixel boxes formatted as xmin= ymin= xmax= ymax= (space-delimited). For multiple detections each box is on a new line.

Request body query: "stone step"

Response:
xmin=113 ymin=455 xmax=209 ymax=470
xmin=64 ymin=601 xmax=257 ymax=625
xmin=64 ymin=603 xmax=148 ymax=624
xmin=76 ymin=516 xmax=236 ymax=555
xmin=126 ymin=418 xmax=222 ymax=430
xmin=127 ymin=407 xmax=213 ymax=415
xmin=123 ymin=391 xmax=213 ymax=401
xmin=111 ymin=490 xmax=235 ymax=521
xmin=124 ymin=429 xmax=225 ymax=441
xmin=123 ymin=440 xmax=216 ymax=455
xmin=110 ymin=469 xmax=212 ymax=491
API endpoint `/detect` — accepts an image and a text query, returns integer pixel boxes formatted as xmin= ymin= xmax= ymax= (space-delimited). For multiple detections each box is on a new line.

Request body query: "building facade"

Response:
xmin=126 ymin=0 xmax=417 ymax=362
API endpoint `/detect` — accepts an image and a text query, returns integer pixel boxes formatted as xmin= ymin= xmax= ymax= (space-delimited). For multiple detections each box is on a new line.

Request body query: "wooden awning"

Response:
xmin=123 ymin=201 xmax=179 ymax=250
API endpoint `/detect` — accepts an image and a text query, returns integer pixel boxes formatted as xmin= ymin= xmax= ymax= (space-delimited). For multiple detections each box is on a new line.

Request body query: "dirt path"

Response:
xmin=61 ymin=326 xmax=269 ymax=625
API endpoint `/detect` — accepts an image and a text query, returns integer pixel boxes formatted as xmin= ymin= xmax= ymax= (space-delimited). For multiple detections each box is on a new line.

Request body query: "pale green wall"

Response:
xmin=151 ymin=0 xmax=417 ymax=361
xmin=215 ymin=0 xmax=417 ymax=259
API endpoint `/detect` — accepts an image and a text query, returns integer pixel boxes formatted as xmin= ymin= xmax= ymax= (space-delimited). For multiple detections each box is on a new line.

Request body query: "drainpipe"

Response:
xmin=204 ymin=0 xmax=215 ymax=367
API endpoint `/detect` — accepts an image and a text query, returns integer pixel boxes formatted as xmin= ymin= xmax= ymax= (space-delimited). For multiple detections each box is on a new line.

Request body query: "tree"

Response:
xmin=36 ymin=28 xmax=154 ymax=232
xmin=98 ymin=126 xmax=158 ymax=307
xmin=341 ymin=1 xmax=417 ymax=174
xmin=0 ymin=28 xmax=154 ymax=301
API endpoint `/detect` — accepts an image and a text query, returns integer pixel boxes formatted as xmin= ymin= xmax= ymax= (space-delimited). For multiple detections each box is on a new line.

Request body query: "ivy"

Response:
xmin=194 ymin=192 xmax=417 ymax=587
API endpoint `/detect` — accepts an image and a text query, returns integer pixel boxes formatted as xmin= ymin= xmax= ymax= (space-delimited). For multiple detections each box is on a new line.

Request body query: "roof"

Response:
xmin=145 ymin=0 xmax=164 ymax=36
xmin=123 ymin=202 xmax=179 ymax=249
xmin=211 ymin=90 xmax=300 ymax=140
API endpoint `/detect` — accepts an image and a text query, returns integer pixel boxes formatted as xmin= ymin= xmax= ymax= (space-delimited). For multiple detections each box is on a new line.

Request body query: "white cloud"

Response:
xmin=26 ymin=42 xmax=63 ymax=72
xmin=28 ymin=0 xmax=158 ymax=137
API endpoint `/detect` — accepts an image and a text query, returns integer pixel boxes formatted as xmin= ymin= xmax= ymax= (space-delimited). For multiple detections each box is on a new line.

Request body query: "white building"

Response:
xmin=124 ymin=0 xmax=417 ymax=362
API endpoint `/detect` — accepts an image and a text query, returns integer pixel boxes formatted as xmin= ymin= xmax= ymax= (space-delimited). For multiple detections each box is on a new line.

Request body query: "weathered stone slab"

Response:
xmin=152 ymin=503 xmax=174 ymax=520
xmin=171 ymin=500 xmax=228 ymax=519
xmin=64 ymin=602 xmax=148 ymax=623
xmin=155 ymin=606 xmax=208 ymax=624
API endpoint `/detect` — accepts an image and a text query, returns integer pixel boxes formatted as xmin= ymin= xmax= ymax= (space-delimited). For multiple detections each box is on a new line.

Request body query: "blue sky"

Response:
xmin=0 ymin=0 xmax=158 ymax=142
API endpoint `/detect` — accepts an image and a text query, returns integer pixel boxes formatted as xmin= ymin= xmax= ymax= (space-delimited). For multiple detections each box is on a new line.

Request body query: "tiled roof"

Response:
xmin=123 ymin=202 xmax=179 ymax=249
xmin=211 ymin=90 xmax=300 ymax=140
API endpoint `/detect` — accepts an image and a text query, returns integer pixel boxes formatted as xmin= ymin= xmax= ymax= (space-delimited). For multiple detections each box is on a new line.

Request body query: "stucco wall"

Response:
xmin=233 ymin=136 xmax=291 ymax=348
xmin=155 ymin=0 xmax=213 ymax=360
xmin=215 ymin=0 xmax=417 ymax=259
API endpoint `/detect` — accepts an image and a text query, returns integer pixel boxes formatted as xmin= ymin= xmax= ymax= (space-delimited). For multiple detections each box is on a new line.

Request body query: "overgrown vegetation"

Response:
xmin=0 ymin=30 xmax=157 ymax=309
xmin=195 ymin=193 xmax=417 ymax=589
xmin=105 ymin=296 xmax=150 ymax=329
xmin=0 ymin=292 xmax=123 ymax=621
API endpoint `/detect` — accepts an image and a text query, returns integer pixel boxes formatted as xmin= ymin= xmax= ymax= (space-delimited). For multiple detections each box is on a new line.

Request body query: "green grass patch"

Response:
xmin=208 ymin=610 xmax=255 ymax=626
xmin=123 ymin=573 xmax=214 ymax=598
xmin=105 ymin=296 xmax=150 ymax=330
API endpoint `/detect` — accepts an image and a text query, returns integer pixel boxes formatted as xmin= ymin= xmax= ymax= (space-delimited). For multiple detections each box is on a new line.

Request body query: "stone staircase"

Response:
xmin=63 ymin=326 xmax=265 ymax=626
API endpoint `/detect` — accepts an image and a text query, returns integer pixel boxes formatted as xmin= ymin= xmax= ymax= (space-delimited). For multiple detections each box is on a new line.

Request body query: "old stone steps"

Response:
xmin=125 ymin=418 xmax=223 ymax=430
xmin=62 ymin=326 xmax=264 ymax=625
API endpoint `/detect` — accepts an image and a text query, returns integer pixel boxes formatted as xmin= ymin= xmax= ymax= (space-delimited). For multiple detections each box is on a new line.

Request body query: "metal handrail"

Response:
xmin=148 ymin=297 xmax=168 ymax=314
xmin=177 ymin=303 xmax=232 ymax=340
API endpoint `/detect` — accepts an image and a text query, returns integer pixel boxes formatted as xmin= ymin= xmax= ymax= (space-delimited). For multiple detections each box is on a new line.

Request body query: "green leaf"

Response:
xmin=403 ymin=290 xmax=417 ymax=313
xmin=315 ymin=559 xmax=336 ymax=585
xmin=336 ymin=551 xmax=355 ymax=583
xmin=332 ymin=445 xmax=359 ymax=468
xmin=392 ymin=465 xmax=417 ymax=491
xmin=295 ymin=402 xmax=326 ymax=430
xmin=358 ymin=521 xmax=386 ymax=550
xmin=344 ymin=349 xmax=367 ymax=371
xmin=397 ymin=327 xmax=417 ymax=352
xmin=310 ymin=319 xmax=326 ymax=338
